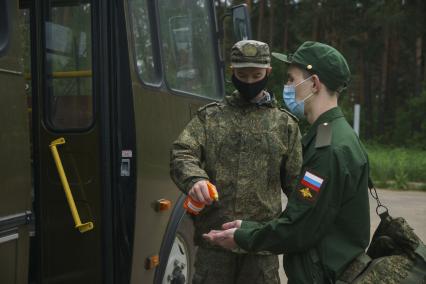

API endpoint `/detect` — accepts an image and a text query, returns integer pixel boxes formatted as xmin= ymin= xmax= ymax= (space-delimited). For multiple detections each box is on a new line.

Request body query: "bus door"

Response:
xmin=0 ymin=1 xmax=32 ymax=284
xmin=31 ymin=1 xmax=107 ymax=283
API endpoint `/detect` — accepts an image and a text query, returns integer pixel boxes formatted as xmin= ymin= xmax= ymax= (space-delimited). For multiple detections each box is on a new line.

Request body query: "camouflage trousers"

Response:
xmin=192 ymin=247 xmax=280 ymax=284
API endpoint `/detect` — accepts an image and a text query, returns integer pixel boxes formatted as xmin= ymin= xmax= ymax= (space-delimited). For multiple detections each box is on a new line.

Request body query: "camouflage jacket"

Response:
xmin=170 ymin=91 xmax=302 ymax=247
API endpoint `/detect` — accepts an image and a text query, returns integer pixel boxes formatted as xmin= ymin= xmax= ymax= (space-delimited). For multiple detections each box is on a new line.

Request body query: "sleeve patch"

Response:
xmin=296 ymin=170 xmax=326 ymax=203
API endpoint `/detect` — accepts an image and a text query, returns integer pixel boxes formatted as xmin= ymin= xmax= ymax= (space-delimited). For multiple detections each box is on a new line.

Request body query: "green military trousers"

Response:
xmin=192 ymin=247 xmax=280 ymax=284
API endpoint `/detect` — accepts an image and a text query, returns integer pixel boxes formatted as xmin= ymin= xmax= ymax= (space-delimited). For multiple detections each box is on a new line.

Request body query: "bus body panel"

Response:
xmin=0 ymin=1 xmax=32 ymax=284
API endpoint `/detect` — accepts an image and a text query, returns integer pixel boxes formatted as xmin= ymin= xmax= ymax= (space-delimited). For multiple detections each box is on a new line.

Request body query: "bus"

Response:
xmin=0 ymin=0 xmax=251 ymax=283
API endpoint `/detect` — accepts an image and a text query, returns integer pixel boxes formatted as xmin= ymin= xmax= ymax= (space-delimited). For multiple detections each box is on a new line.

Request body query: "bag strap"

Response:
xmin=415 ymin=244 xmax=426 ymax=262
xmin=368 ymin=177 xmax=390 ymax=217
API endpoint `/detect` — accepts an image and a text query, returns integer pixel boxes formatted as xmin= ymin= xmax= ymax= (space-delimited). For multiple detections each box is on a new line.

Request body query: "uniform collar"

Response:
xmin=225 ymin=90 xmax=277 ymax=108
xmin=301 ymin=107 xmax=344 ymax=147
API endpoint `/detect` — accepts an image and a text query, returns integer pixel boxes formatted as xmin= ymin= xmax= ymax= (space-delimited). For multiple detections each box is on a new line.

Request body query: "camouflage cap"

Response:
xmin=231 ymin=40 xmax=271 ymax=68
xmin=272 ymin=41 xmax=351 ymax=92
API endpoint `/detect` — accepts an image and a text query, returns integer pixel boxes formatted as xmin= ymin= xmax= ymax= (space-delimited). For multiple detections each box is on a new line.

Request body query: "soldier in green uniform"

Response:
xmin=204 ymin=41 xmax=371 ymax=284
xmin=170 ymin=40 xmax=303 ymax=284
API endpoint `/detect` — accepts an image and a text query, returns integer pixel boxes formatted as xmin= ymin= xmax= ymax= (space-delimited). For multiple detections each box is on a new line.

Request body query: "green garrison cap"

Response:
xmin=231 ymin=40 xmax=271 ymax=68
xmin=272 ymin=41 xmax=351 ymax=92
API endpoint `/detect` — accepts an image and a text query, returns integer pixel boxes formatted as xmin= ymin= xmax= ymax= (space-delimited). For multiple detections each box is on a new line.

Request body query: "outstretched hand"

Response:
xmin=222 ymin=220 xmax=242 ymax=230
xmin=203 ymin=228 xmax=238 ymax=250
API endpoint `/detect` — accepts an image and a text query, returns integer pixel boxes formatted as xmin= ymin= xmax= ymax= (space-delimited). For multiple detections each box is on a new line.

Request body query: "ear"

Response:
xmin=266 ymin=67 xmax=272 ymax=75
xmin=312 ymin=74 xmax=321 ymax=93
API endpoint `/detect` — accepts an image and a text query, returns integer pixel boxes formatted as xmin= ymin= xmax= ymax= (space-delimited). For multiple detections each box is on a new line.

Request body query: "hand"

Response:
xmin=203 ymin=228 xmax=238 ymax=250
xmin=222 ymin=220 xmax=242 ymax=230
xmin=189 ymin=180 xmax=212 ymax=205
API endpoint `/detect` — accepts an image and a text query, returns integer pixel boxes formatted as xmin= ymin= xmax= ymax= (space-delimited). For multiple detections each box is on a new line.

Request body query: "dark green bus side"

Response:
xmin=0 ymin=0 xmax=250 ymax=283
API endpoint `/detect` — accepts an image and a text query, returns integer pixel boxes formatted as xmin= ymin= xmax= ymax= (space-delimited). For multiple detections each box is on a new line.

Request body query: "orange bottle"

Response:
xmin=184 ymin=181 xmax=219 ymax=215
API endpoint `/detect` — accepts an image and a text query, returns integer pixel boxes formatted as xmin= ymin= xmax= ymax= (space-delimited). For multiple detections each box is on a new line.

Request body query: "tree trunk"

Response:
xmin=378 ymin=23 xmax=389 ymax=136
xmin=269 ymin=0 xmax=275 ymax=47
xmin=245 ymin=0 xmax=251 ymax=11
xmin=257 ymin=0 xmax=265 ymax=41
xmin=312 ymin=1 xmax=319 ymax=41
xmin=415 ymin=36 xmax=423 ymax=97
xmin=283 ymin=0 xmax=289 ymax=51
xmin=385 ymin=32 xmax=400 ymax=137
xmin=363 ymin=52 xmax=373 ymax=139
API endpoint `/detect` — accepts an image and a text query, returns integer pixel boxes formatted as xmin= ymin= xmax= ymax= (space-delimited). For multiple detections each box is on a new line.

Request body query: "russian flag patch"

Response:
xmin=301 ymin=171 xmax=324 ymax=192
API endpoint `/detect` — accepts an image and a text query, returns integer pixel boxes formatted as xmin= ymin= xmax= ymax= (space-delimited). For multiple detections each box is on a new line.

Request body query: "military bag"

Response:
xmin=338 ymin=179 xmax=426 ymax=284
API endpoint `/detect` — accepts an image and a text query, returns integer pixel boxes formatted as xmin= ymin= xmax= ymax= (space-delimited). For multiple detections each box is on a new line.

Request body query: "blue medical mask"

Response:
xmin=282 ymin=76 xmax=314 ymax=119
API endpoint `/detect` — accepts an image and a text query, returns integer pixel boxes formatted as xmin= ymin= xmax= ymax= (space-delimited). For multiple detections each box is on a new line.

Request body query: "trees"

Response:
xmin=222 ymin=0 xmax=425 ymax=148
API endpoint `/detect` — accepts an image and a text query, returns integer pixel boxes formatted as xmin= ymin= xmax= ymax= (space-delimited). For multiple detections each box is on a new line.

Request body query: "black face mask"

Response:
xmin=232 ymin=74 xmax=269 ymax=101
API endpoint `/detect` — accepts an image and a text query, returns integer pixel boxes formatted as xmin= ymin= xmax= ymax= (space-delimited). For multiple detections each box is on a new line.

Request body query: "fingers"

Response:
xmin=203 ymin=229 xmax=238 ymax=250
xmin=189 ymin=182 xmax=205 ymax=204
xmin=189 ymin=180 xmax=212 ymax=204
xmin=202 ymin=230 xmax=225 ymax=242
xmin=222 ymin=220 xmax=242 ymax=230
xmin=199 ymin=182 xmax=212 ymax=204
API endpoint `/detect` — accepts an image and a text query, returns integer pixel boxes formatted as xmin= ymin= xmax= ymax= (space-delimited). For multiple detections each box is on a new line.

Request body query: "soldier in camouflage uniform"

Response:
xmin=170 ymin=40 xmax=302 ymax=284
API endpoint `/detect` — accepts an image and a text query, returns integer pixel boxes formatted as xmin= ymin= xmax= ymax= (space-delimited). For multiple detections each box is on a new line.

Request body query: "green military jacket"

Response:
xmin=170 ymin=91 xmax=302 ymax=247
xmin=235 ymin=107 xmax=371 ymax=282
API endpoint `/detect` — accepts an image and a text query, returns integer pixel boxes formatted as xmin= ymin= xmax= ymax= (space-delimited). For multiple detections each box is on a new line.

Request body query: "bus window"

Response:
xmin=45 ymin=1 xmax=93 ymax=130
xmin=158 ymin=0 xmax=221 ymax=99
xmin=128 ymin=0 xmax=159 ymax=84
xmin=0 ymin=0 xmax=9 ymax=55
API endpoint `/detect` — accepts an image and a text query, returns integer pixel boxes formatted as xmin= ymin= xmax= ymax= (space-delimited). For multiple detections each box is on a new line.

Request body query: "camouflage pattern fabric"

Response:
xmin=338 ymin=253 xmax=372 ymax=283
xmin=170 ymin=91 xmax=302 ymax=248
xmin=231 ymin=40 xmax=271 ymax=68
xmin=192 ymin=247 xmax=280 ymax=284
xmin=338 ymin=212 xmax=426 ymax=283
xmin=368 ymin=214 xmax=424 ymax=260
xmin=353 ymin=255 xmax=415 ymax=284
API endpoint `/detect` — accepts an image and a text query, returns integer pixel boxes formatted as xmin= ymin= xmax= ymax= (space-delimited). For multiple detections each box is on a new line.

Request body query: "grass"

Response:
xmin=365 ymin=144 xmax=426 ymax=191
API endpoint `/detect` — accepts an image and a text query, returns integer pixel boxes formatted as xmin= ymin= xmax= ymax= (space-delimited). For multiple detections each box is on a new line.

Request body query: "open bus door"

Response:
xmin=27 ymin=1 xmax=111 ymax=283
xmin=0 ymin=1 xmax=32 ymax=283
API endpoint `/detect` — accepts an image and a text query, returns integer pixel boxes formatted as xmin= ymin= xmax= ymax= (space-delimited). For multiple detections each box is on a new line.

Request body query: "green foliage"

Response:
xmin=394 ymin=156 xmax=409 ymax=190
xmin=386 ymin=89 xmax=426 ymax=149
xmin=366 ymin=144 xmax=426 ymax=190
xmin=224 ymin=0 xmax=426 ymax=148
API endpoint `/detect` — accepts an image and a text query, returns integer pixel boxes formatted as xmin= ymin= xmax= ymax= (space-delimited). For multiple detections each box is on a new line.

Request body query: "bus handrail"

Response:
xmin=24 ymin=70 xmax=92 ymax=80
xmin=49 ymin=137 xmax=94 ymax=233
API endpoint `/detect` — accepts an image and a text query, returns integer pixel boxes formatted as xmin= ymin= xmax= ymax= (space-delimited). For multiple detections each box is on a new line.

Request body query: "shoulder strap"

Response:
xmin=315 ymin=123 xmax=332 ymax=148
xmin=197 ymin=102 xmax=221 ymax=113
xmin=279 ymin=107 xmax=299 ymax=123
xmin=368 ymin=177 xmax=389 ymax=217
xmin=415 ymin=244 xmax=426 ymax=262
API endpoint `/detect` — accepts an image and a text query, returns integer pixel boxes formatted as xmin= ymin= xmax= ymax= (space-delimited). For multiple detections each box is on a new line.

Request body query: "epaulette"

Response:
xmin=315 ymin=122 xmax=332 ymax=148
xmin=279 ymin=107 xmax=299 ymax=123
xmin=197 ymin=102 xmax=221 ymax=113
xmin=196 ymin=102 xmax=222 ymax=122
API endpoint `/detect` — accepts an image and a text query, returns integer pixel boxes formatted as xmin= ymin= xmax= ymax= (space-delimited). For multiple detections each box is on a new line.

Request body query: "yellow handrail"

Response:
xmin=24 ymin=70 xmax=92 ymax=80
xmin=49 ymin=138 xmax=94 ymax=233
